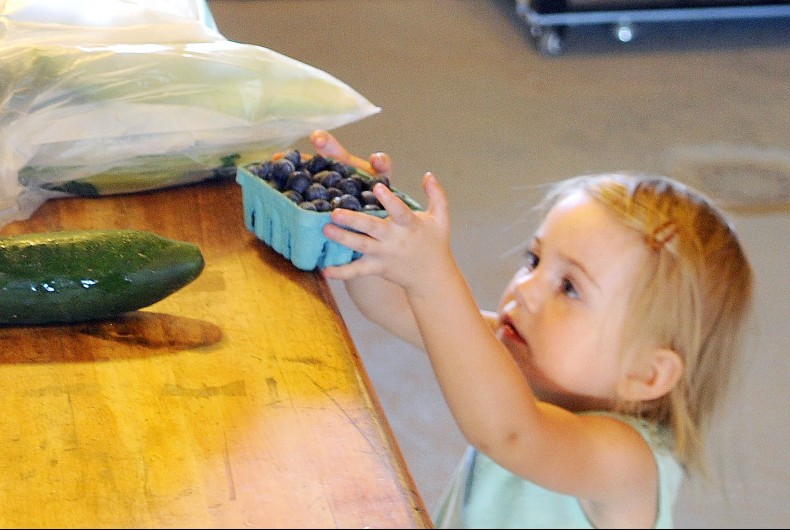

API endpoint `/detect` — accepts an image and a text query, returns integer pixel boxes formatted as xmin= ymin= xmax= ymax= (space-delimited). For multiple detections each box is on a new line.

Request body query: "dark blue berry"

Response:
xmin=299 ymin=201 xmax=317 ymax=211
xmin=316 ymin=170 xmax=343 ymax=189
xmin=328 ymin=161 xmax=351 ymax=178
xmin=372 ymin=176 xmax=391 ymax=189
xmin=304 ymin=183 xmax=329 ymax=202
xmin=249 ymin=160 xmax=273 ymax=181
xmin=305 ymin=154 xmax=331 ymax=174
xmin=284 ymin=149 xmax=302 ymax=169
xmin=352 ymin=176 xmax=370 ymax=192
xmin=312 ymin=199 xmax=333 ymax=212
xmin=360 ymin=190 xmax=380 ymax=206
xmin=282 ymin=190 xmax=303 ymax=204
xmin=285 ymin=170 xmax=312 ymax=195
xmin=337 ymin=177 xmax=361 ymax=197
xmin=326 ymin=187 xmax=343 ymax=202
xmin=271 ymin=159 xmax=295 ymax=189
xmin=332 ymin=194 xmax=362 ymax=211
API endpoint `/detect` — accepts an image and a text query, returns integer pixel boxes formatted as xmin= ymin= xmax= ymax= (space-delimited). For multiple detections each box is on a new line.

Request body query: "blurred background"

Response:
xmin=209 ymin=1 xmax=789 ymax=527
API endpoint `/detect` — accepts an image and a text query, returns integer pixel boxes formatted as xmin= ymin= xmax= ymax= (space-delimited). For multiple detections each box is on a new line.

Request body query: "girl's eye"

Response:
xmin=524 ymin=250 xmax=539 ymax=271
xmin=561 ymin=278 xmax=580 ymax=299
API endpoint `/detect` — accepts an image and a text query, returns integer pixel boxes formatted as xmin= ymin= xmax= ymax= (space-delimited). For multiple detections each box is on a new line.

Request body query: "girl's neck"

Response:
xmin=537 ymin=389 xmax=618 ymax=413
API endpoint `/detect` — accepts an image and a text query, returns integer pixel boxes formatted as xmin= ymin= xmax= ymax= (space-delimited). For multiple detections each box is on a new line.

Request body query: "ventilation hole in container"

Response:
xmin=264 ymin=215 xmax=273 ymax=243
xmin=316 ymin=240 xmax=330 ymax=267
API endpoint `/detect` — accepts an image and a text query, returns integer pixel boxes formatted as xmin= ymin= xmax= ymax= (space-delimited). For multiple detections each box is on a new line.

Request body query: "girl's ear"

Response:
xmin=617 ymin=348 xmax=684 ymax=402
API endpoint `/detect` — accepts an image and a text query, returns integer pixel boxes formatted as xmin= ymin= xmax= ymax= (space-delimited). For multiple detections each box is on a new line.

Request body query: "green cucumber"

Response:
xmin=0 ymin=229 xmax=205 ymax=325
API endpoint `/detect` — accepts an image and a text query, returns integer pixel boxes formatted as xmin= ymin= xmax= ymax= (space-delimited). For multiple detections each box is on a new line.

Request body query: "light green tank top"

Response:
xmin=433 ymin=412 xmax=684 ymax=529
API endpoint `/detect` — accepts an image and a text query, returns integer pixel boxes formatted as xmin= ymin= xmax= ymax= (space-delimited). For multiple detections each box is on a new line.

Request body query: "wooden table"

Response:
xmin=0 ymin=179 xmax=431 ymax=529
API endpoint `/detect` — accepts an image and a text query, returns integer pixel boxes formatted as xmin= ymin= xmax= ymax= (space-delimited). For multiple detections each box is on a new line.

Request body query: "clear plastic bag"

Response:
xmin=0 ymin=0 xmax=380 ymax=227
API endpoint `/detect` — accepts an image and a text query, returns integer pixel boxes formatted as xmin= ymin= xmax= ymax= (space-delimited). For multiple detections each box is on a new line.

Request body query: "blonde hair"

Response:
xmin=540 ymin=172 xmax=754 ymax=474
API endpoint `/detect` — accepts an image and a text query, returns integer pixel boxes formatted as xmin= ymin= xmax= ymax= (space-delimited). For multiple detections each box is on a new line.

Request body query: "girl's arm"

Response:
xmin=324 ymin=173 xmax=660 ymax=528
xmin=323 ymin=172 xmax=543 ymax=455
xmin=341 ymin=275 xmax=424 ymax=349
xmin=310 ymin=130 xmax=425 ymax=347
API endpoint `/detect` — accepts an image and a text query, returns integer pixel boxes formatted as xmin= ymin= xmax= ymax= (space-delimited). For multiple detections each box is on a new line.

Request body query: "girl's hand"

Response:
xmin=306 ymin=130 xmax=427 ymax=348
xmin=322 ymin=171 xmax=453 ymax=295
xmin=309 ymin=129 xmax=393 ymax=179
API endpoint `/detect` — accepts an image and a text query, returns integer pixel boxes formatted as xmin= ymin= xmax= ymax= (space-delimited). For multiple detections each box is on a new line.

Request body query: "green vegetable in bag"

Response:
xmin=0 ymin=1 xmax=380 ymax=227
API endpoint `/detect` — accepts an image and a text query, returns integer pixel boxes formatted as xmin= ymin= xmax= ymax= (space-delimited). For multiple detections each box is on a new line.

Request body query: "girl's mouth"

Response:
xmin=499 ymin=316 xmax=526 ymax=345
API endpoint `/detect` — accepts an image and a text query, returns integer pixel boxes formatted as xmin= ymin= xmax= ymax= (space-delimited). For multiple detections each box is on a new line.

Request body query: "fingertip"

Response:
xmin=423 ymin=172 xmax=448 ymax=208
xmin=370 ymin=152 xmax=392 ymax=176
xmin=372 ymin=181 xmax=393 ymax=200
xmin=328 ymin=208 xmax=351 ymax=229
xmin=310 ymin=129 xmax=328 ymax=148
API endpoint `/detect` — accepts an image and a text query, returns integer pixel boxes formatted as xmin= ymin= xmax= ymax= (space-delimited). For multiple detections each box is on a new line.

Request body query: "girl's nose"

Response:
xmin=513 ymin=271 xmax=548 ymax=314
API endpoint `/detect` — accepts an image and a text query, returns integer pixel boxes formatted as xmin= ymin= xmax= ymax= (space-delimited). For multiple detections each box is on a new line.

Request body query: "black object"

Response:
xmin=515 ymin=1 xmax=790 ymax=55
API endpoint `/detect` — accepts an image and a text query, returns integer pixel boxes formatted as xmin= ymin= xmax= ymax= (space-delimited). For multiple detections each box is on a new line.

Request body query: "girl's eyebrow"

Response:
xmin=567 ymin=258 xmax=600 ymax=290
xmin=536 ymin=236 xmax=601 ymax=291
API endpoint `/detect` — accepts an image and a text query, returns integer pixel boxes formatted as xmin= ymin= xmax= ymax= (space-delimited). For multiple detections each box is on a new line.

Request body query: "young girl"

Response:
xmin=309 ymin=130 xmax=754 ymax=528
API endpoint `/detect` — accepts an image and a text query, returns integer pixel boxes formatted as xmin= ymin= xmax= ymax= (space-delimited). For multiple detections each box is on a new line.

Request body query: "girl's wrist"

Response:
xmin=404 ymin=254 xmax=466 ymax=301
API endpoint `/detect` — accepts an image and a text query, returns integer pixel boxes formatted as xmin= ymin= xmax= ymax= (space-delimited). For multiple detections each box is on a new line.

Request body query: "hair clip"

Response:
xmin=646 ymin=220 xmax=677 ymax=252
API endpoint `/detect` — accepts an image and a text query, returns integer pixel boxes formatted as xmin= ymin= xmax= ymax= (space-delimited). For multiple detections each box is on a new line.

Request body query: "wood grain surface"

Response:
xmin=0 ymin=179 xmax=431 ymax=528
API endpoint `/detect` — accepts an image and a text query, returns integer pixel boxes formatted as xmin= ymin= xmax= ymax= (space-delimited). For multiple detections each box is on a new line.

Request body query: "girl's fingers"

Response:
xmin=328 ymin=208 xmax=382 ymax=236
xmin=369 ymin=152 xmax=393 ymax=178
xmin=323 ymin=216 xmax=379 ymax=255
xmin=310 ymin=130 xmax=376 ymax=175
xmin=422 ymin=172 xmax=450 ymax=225
xmin=274 ymin=132 xmax=392 ymax=179
xmin=322 ymin=258 xmax=373 ymax=281
xmin=373 ymin=183 xmax=415 ymax=225
xmin=323 ymin=225 xmax=365 ymax=255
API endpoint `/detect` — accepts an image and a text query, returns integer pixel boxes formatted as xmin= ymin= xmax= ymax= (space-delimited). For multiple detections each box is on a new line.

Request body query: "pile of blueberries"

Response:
xmin=245 ymin=149 xmax=391 ymax=213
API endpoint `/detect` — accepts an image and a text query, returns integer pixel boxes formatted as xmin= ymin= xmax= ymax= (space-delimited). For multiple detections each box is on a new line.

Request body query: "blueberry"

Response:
xmin=332 ymin=194 xmax=362 ymax=211
xmin=363 ymin=204 xmax=383 ymax=213
xmin=351 ymin=176 xmax=370 ymax=192
xmin=304 ymin=182 xmax=329 ymax=202
xmin=285 ymin=170 xmax=312 ymax=195
xmin=282 ymin=190 xmax=303 ymax=204
xmin=372 ymin=176 xmax=391 ymax=189
xmin=283 ymin=149 xmax=302 ymax=169
xmin=299 ymin=201 xmax=317 ymax=211
xmin=360 ymin=190 xmax=380 ymax=206
xmin=311 ymin=199 xmax=333 ymax=212
xmin=305 ymin=155 xmax=331 ymax=174
xmin=249 ymin=160 xmax=273 ymax=181
xmin=329 ymin=161 xmax=351 ymax=178
xmin=326 ymin=187 xmax=343 ymax=202
xmin=271 ymin=159 xmax=295 ymax=188
xmin=337 ymin=177 xmax=361 ymax=197
xmin=316 ymin=170 xmax=343 ymax=189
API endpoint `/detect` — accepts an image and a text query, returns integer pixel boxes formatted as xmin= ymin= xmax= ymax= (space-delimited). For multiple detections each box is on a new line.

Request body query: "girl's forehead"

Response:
xmin=540 ymin=191 xmax=599 ymax=232
xmin=538 ymin=191 xmax=649 ymax=284
xmin=542 ymin=191 xmax=621 ymax=235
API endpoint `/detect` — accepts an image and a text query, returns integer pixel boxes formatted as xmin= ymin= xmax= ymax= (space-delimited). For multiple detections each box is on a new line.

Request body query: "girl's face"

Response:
xmin=495 ymin=191 xmax=650 ymax=411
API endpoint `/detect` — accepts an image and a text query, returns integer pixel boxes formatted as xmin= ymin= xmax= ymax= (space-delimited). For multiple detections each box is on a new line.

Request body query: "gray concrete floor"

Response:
xmin=209 ymin=1 xmax=789 ymax=527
